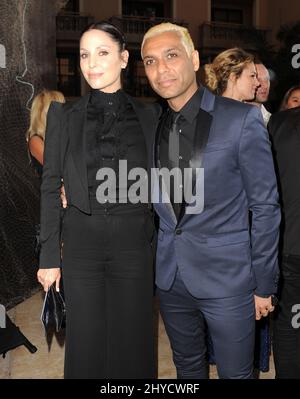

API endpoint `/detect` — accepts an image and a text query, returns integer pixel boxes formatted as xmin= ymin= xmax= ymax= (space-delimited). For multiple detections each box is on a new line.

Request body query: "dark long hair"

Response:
xmin=280 ymin=85 xmax=300 ymax=111
xmin=81 ymin=21 xmax=126 ymax=52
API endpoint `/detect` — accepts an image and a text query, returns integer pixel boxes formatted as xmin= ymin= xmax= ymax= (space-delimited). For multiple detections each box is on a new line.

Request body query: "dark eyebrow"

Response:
xmin=80 ymin=45 xmax=111 ymax=51
xmin=164 ymin=47 xmax=182 ymax=53
xmin=143 ymin=47 xmax=183 ymax=60
xmin=143 ymin=55 xmax=154 ymax=60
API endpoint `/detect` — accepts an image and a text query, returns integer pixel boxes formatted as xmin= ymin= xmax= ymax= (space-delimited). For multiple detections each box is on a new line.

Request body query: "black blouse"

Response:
xmin=85 ymin=89 xmax=148 ymax=212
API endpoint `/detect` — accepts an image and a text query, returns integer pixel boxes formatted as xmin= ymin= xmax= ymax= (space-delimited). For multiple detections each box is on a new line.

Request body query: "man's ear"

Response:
xmin=121 ymin=50 xmax=129 ymax=69
xmin=191 ymin=50 xmax=200 ymax=72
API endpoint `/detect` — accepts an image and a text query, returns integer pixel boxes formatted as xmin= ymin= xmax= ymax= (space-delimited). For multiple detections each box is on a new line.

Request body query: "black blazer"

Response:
xmin=268 ymin=107 xmax=300 ymax=255
xmin=39 ymin=92 xmax=161 ymax=268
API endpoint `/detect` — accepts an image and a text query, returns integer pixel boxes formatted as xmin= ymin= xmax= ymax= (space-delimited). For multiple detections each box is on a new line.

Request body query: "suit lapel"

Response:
xmin=68 ymin=94 xmax=90 ymax=194
xmin=128 ymin=96 xmax=160 ymax=161
xmin=178 ymin=88 xmax=215 ymax=224
xmin=189 ymin=109 xmax=213 ymax=187
xmin=176 ymin=108 xmax=212 ymax=223
xmin=190 ymin=87 xmax=215 ymax=178
xmin=128 ymin=96 xmax=162 ymax=210
xmin=154 ymin=112 xmax=178 ymax=224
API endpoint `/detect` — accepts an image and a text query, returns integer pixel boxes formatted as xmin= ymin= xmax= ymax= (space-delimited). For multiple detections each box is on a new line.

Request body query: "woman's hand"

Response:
xmin=60 ymin=179 xmax=68 ymax=208
xmin=37 ymin=268 xmax=61 ymax=292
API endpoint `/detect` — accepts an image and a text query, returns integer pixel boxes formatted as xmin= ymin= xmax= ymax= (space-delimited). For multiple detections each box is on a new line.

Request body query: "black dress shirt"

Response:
xmin=85 ymin=89 xmax=148 ymax=212
xmin=159 ymin=88 xmax=202 ymax=212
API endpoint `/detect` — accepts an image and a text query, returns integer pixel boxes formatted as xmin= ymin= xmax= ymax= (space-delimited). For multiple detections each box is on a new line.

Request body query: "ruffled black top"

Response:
xmin=85 ymin=89 xmax=148 ymax=211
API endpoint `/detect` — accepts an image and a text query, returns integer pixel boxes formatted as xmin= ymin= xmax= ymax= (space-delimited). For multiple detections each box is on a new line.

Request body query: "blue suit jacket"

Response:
xmin=153 ymin=88 xmax=280 ymax=298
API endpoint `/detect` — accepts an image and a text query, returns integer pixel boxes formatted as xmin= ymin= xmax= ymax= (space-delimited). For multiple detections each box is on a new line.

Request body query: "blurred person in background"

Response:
xmin=27 ymin=89 xmax=65 ymax=175
xmin=269 ymin=106 xmax=300 ymax=379
xmin=250 ymin=62 xmax=272 ymax=126
xmin=279 ymin=85 xmax=300 ymax=111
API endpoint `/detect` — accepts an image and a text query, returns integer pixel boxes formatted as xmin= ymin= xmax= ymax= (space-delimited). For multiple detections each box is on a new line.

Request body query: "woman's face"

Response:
xmin=286 ymin=89 xmax=300 ymax=109
xmin=233 ymin=62 xmax=260 ymax=101
xmin=80 ymin=29 xmax=128 ymax=93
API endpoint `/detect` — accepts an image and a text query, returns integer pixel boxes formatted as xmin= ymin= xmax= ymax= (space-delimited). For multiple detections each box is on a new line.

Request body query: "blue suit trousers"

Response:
xmin=158 ymin=270 xmax=255 ymax=379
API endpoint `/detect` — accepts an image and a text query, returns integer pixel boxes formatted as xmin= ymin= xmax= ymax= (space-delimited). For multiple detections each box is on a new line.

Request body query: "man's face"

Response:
xmin=141 ymin=31 xmax=199 ymax=105
xmin=255 ymin=64 xmax=270 ymax=104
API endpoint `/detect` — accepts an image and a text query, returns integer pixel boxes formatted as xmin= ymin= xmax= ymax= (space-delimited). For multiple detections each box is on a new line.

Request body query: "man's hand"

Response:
xmin=254 ymin=295 xmax=275 ymax=320
xmin=37 ymin=268 xmax=61 ymax=292
xmin=60 ymin=181 xmax=67 ymax=208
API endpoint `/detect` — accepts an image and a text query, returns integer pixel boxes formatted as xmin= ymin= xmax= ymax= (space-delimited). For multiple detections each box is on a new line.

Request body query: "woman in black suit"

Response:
xmin=37 ymin=21 xmax=158 ymax=379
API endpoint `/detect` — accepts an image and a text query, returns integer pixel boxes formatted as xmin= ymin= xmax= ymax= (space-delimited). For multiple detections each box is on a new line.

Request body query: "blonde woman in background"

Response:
xmin=27 ymin=90 xmax=65 ymax=171
xmin=27 ymin=90 xmax=65 ymax=275
xmin=203 ymin=48 xmax=274 ymax=374
xmin=203 ymin=48 xmax=259 ymax=101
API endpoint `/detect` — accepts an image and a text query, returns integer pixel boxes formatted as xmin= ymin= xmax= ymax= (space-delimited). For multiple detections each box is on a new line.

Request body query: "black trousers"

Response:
xmin=273 ymin=254 xmax=300 ymax=379
xmin=62 ymin=206 xmax=155 ymax=379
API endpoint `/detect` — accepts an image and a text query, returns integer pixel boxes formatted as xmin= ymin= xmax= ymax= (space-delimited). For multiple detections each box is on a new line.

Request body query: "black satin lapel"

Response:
xmin=154 ymin=115 xmax=177 ymax=223
xmin=137 ymin=107 xmax=158 ymax=158
xmin=190 ymin=108 xmax=212 ymax=186
xmin=128 ymin=98 xmax=160 ymax=172
xmin=177 ymin=109 xmax=212 ymax=224
xmin=68 ymin=109 xmax=88 ymax=192
xmin=154 ymin=115 xmax=167 ymax=168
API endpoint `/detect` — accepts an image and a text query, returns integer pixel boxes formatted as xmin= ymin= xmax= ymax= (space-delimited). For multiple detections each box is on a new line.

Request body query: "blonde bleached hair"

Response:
xmin=204 ymin=48 xmax=254 ymax=95
xmin=26 ymin=90 xmax=65 ymax=141
xmin=141 ymin=22 xmax=195 ymax=58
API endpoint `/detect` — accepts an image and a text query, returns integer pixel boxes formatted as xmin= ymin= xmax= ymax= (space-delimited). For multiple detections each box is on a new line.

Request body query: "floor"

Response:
xmin=0 ymin=291 xmax=275 ymax=379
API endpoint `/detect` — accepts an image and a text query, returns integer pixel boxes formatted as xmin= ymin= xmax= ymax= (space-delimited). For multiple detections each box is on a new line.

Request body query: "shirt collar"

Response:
xmin=260 ymin=104 xmax=272 ymax=126
xmin=89 ymin=88 xmax=126 ymax=109
xmin=176 ymin=87 xmax=203 ymax=124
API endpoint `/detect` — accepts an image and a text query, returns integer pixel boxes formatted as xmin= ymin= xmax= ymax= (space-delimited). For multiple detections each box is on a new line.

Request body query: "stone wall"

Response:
xmin=0 ymin=0 xmax=59 ymax=308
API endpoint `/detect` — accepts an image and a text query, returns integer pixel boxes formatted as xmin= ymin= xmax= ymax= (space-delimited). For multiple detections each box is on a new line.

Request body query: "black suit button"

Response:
xmin=175 ymin=228 xmax=182 ymax=235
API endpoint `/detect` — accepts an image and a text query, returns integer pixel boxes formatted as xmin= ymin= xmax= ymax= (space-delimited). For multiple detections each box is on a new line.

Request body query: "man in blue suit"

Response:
xmin=141 ymin=23 xmax=280 ymax=378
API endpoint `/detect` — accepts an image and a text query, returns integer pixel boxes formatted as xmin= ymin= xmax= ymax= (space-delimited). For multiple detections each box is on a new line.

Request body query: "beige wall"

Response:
xmin=174 ymin=0 xmax=210 ymax=49
xmin=176 ymin=0 xmax=300 ymax=49
xmin=80 ymin=0 xmax=120 ymax=21
xmin=78 ymin=0 xmax=300 ymax=49
xmin=256 ymin=0 xmax=300 ymax=47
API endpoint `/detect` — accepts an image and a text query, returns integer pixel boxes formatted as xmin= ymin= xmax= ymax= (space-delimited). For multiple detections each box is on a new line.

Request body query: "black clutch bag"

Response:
xmin=41 ymin=284 xmax=66 ymax=332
